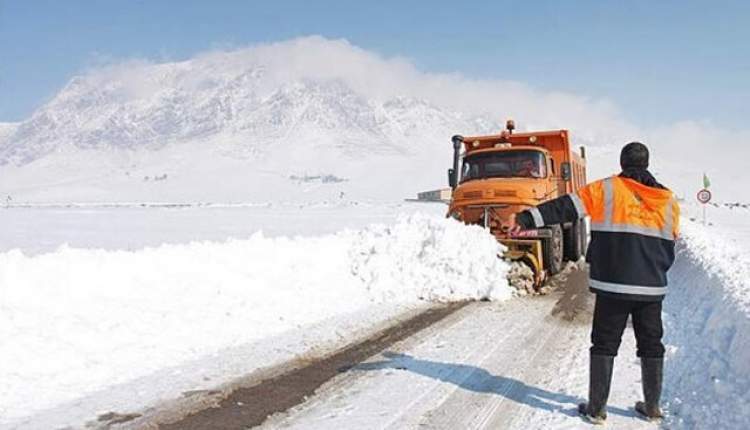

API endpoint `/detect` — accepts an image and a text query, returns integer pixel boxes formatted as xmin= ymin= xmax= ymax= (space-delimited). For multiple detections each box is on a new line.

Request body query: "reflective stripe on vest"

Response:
xmin=569 ymin=193 xmax=587 ymax=218
xmin=529 ymin=207 xmax=544 ymax=227
xmin=589 ymin=278 xmax=667 ymax=296
xmin=589 ymin=177 xmax=676 ymax=241
xmin=603 ymin=177 xmax=614 ymax=225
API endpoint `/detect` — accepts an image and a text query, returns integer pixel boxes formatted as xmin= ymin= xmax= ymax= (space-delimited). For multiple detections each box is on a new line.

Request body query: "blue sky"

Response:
xmin=1 ymin=0 xmax=748 ymax=129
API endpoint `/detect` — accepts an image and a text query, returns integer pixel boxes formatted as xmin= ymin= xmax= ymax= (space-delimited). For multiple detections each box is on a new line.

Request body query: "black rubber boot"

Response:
xmin=578 ymin=354 xmax=615 ymax=425
xmin=635 ymin=357 xmax=664 ymax=420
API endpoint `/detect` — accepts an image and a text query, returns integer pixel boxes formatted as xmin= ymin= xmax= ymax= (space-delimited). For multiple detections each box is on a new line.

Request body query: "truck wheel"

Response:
xmin=544 ymin=224 xmax=564 ymax=275
xmin=563 ymin=219 xmax=583 ymax=261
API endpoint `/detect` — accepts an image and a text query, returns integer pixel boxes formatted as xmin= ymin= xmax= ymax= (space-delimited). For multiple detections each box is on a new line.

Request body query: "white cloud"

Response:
xmin=69 ymin=36 xmax=636 ymax=138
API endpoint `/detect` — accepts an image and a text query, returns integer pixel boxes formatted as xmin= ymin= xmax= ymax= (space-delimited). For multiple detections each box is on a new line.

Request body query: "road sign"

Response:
xmin=697 ymin=189 xmax=712 ymax=204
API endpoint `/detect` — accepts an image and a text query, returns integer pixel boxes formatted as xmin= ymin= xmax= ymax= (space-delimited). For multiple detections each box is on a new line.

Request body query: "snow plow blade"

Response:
xmin=502 ymin=239 xmax=546 ymax=289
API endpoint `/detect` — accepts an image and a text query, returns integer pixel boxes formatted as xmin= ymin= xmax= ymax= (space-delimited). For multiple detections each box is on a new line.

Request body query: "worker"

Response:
xmin=508 ymin=142 xmax=679 ymax=425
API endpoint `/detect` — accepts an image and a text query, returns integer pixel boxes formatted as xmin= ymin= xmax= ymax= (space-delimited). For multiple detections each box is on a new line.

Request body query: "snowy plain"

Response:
xmin=0 ymin=204 xmax=516 ymax=429
xmin=0 ymin=202 xmax=444 ymax=254
xmin=1 ymin=202 xmax=749 ymax=429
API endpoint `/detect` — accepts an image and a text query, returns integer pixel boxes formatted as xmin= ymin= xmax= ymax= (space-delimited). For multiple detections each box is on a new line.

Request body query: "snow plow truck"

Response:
xmin=447 ymin=120 xmax=587 ymax=288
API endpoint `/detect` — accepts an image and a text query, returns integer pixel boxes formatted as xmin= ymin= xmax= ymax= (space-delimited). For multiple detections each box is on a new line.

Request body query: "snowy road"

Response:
xmin=260 ymin=269 xmax=657 ymax=430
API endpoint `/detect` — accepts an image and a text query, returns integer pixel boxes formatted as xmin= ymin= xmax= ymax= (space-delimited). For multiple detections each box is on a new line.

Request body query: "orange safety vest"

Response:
xmin=571 ymin=176 xmax=679 ymax=299
xmin=575 ymin=176 xmax=679 ymax=240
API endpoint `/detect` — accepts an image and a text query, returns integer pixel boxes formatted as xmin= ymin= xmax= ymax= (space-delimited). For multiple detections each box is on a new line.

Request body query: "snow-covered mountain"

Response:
xmin=0 ymin=39 xmax=514 ymax=202
xmin=0 ymin=45 xmax=499 ymax=168
xmin=1 ymin=36 xmax=745 ymax=202
xmin=0 ymin=122 xmax=18 ymax=143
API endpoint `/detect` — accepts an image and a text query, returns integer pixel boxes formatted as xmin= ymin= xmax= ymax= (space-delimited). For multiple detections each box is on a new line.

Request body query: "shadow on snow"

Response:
xmin=352 ymin=352 xmax=633 ymax=419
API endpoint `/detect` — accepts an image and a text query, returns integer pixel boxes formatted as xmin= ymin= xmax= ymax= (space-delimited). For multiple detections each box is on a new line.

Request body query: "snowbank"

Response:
xmin=0 ymin=214 xmax=512 ymax=427
xmin=663 ymin=219 xmax=750 ymax=428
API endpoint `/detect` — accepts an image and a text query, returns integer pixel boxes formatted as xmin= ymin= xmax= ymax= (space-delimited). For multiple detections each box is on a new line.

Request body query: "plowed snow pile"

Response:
xmin=0 ymin=214 xmax=512 ymax=426
xmin=664 ymin=217 xmax=750 ymax=428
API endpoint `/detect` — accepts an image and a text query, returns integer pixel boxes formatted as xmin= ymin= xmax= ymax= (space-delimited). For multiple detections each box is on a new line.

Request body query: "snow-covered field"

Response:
xmin=0 ymin=205 xmax=514 ymax=429
xmin=0 ymin=202 xmax=445 ymax=254
xmin=1 ymin=202 xmax=748 ymax=429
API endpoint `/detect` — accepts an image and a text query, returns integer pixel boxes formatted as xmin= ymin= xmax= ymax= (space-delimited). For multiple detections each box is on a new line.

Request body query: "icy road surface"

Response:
xmin=261 ymin=270 xmax=657 ymax=430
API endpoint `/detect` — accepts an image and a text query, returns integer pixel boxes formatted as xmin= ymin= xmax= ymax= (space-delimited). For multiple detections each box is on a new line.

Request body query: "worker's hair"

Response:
xmin=620 ymin=141 xmax=649 ymax=169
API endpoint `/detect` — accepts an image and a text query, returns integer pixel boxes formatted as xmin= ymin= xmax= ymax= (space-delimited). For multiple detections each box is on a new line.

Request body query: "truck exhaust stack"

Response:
xmin=449 ymin=135 xmax=463 ymax=190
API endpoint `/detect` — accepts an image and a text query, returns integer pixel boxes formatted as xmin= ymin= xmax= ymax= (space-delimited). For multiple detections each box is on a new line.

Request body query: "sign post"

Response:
xmin=697 ymin=188 xmax=712 ymax=225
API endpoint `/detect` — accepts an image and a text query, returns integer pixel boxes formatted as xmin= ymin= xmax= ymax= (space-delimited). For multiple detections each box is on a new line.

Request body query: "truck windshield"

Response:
xmin=461 ymin=150 xmax=547 ymax=181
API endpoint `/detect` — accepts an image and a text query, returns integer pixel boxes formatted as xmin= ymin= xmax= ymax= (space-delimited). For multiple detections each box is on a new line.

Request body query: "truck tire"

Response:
xmin=544 ymin=224 xmax=564 ymax=275
xmin=563 ymin=219 xmax=583 ymax=262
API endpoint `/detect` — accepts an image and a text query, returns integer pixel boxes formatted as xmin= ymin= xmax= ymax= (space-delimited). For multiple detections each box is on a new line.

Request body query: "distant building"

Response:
xmin=416 ymin=188 xmax=452 ymax=202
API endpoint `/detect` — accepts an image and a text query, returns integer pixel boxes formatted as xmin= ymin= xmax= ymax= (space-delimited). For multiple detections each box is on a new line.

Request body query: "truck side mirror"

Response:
xmin=561 ymin=162 xmax=572 ymax=181
xmin=448 ymin=168 xmax=457 ymax=188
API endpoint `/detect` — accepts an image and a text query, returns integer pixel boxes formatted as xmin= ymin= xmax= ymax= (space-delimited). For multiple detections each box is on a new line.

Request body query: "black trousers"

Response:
xmin=590 ymin=294 xmax=665 ymax=358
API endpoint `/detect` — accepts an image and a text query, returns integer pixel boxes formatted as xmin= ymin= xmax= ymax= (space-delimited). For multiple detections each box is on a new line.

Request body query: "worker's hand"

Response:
xmin=506 ymin=213 xmax=523 ymax=236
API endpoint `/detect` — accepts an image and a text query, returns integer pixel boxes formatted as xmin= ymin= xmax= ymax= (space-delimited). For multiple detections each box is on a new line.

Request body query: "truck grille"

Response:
xmin=494 ymin=190 xmax=517 ymax=197
xmin=463 ymin=191 xmax=483 ymax=199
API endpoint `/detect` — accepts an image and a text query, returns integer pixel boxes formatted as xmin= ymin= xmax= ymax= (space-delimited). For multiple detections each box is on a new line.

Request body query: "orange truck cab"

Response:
xmin=447 ymin=120 xmax=588 ymax=286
